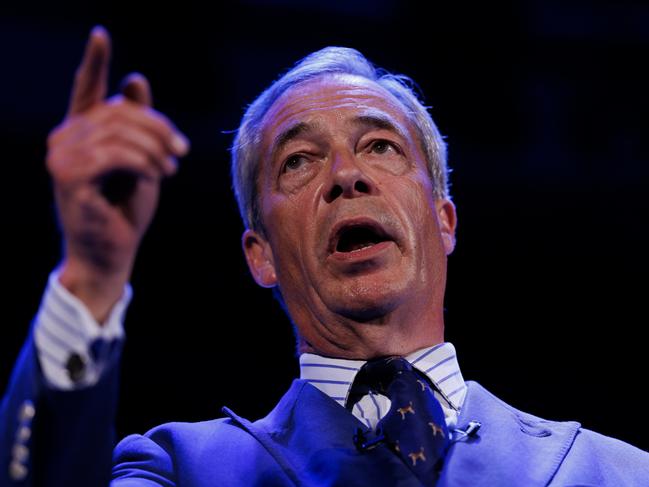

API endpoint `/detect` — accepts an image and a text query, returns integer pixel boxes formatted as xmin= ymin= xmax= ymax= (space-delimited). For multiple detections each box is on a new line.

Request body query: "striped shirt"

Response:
xmin=33 ymin=269 xmax=131 ymax=389
xmin=300 ymin=343 xmax=467 ymax=431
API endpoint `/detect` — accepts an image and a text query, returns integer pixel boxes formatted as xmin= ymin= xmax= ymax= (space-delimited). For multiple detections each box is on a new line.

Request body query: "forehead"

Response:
xmin=260 ymin=74 xmax=415 ymax=144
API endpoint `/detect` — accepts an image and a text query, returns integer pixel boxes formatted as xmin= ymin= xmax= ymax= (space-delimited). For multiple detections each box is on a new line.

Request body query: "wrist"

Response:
xmin=57 ymin=256 xmax=133 ymax=324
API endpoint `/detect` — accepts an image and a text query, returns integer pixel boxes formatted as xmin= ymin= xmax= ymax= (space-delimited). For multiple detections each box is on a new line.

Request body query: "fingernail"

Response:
xmin=171 ymin=133 xmax=190 ymax=155
xmin=91 ymin=25 xmax=107 ymax=39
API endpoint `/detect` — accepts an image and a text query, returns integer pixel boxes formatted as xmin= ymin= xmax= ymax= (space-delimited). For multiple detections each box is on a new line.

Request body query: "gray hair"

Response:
xmin=231 ymin=47 xmax=449 ymax=233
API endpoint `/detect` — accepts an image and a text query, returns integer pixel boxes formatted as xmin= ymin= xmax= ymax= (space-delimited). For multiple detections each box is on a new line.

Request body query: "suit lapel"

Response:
xmin=224 ymin=379 xmax=422 ymax=487
xmin=224 ymin=379 xmax=580 ymax=486
xmin=438 ymin=381 xmax=581 ymax=487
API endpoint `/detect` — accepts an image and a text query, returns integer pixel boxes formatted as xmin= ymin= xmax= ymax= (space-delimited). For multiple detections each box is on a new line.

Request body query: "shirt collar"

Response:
xmin=299 ymin=342 xmax=467 ymax=411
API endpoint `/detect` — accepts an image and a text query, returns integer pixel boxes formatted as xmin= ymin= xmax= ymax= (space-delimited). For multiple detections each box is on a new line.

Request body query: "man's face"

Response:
xmin=243 ymin=74 xmax=456 ymax=357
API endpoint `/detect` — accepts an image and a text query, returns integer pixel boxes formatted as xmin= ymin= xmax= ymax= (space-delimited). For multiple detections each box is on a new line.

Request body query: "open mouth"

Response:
xmin=331 ymin=223 xmax=393 ymax=254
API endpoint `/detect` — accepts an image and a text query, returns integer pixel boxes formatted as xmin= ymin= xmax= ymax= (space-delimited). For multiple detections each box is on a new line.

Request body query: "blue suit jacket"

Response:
xmin=3 ymin=333 xmax=649 ymax=486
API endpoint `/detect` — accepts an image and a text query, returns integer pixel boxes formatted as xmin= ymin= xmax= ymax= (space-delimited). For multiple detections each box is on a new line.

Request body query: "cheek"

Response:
xmin=394 ymin=175 xmax=436 ymax=222
xmin=265 ymin=199 xmax=312 ymax=269
xmin=394 ymin=178 xmax=442 ymax=252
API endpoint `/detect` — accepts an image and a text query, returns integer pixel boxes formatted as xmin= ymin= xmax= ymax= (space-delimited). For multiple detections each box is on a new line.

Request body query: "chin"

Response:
xmin=339 ymin=305 xmax=394 ymax=323
xmin=325 ymin=281 xmax=406 ymax=323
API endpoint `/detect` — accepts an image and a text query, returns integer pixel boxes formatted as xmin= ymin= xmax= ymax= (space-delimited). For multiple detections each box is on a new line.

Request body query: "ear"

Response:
xmin=242 ymin=229 xmax=277 ymax=288
xmin=436 ymin=198 xmax=457 ymax=255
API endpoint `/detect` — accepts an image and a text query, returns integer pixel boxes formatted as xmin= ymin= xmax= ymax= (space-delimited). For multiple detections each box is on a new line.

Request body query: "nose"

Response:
xmin=323 ymin=151 xmax=375 ymax=203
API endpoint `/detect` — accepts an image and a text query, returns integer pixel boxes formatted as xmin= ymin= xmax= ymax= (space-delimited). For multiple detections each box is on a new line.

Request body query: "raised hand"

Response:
xmin=46 ymin=26 xmax=189 ymax=322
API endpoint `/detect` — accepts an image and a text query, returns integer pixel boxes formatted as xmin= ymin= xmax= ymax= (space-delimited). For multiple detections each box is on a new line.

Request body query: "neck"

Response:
xmin=294 ymin=304 xmax=445 ymax=360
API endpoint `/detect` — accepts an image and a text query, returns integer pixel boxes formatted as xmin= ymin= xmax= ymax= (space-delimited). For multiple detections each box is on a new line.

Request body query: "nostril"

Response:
xmin=325 ymin=178 xmax=372 ymax=203
xmin=354 ymin=180 xmax=369 ymax=194
xmin=327 ymin=185 xmax=343 ymax=202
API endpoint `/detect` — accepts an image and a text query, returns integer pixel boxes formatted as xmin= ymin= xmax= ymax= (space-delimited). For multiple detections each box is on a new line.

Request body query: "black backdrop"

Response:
xmin=2 ymin=0 xmax=648 ymax=453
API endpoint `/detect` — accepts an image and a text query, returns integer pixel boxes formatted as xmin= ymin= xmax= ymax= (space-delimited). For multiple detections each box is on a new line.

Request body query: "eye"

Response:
xmin=368 ymin=139 xmax=399 ymax=155
xmin=282 ymin=154 xmax=308 ymax=173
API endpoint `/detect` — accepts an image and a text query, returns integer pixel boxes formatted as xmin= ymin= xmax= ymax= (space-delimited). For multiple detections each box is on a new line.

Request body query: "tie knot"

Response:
xmin=347 ymin=356 xmax=415 ymax=411
xmin=360 ymin=356 xmax=413 ymax=394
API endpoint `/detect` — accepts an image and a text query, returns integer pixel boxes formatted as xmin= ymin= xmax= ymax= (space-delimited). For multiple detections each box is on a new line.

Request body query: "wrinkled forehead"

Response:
xmin=259 ymin=74 xmax=416 ymax=149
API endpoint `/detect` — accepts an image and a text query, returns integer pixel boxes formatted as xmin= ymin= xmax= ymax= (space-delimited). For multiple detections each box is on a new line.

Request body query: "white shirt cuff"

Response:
xmin=33 ymin=269 xmax=132 ymax=390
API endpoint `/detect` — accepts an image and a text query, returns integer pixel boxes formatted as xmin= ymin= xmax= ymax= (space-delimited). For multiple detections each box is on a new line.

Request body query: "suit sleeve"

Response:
xmin=1 ymin=330 xmax=122 ymax=486
xmin=0 ymin=272 xmax=130 ymax=487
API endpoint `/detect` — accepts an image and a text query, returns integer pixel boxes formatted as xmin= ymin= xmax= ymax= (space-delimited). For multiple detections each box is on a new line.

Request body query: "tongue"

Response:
xmin=336 ymin=227 xmax=384 ymax=253
xmin=346 ymin=241 xmax=376 ymax=252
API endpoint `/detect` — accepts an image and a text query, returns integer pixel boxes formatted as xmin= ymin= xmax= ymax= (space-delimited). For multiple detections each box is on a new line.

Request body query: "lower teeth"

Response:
xmin=350 ymin=244 xmax=374 ymax=252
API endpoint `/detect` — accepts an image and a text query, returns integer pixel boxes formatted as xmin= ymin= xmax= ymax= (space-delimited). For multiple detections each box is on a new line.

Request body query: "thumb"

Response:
xmin=67 ymin=25 xmax=111 ymax=115
xmin=120 ymin=72 xmax=153 ymax=107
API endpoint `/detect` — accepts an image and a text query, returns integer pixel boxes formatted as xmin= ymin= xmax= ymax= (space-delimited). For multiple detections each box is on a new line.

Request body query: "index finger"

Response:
xmin=67 ymin=25 xmax=111 ymax=116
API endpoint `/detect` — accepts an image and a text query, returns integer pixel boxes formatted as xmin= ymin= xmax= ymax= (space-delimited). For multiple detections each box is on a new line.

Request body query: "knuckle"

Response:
xmin=46 ymin=132 xmax=59 ymax=150
xmin=102 ymin=145 xmax=122 ymax=164
xmin=45 ymin=151 xmax=58 ymax=173
xmin=149 ymin=110 xmax=175 ymax=138
xmin=47 ymin=120 xmax=72 ymax=148
xmin=103 ymin=119 xmax=125 ymax=138
xmin=81 ymin=144 xmax=97 ymax=163
xmin=150 ymin=137 xmax=167 ymax=159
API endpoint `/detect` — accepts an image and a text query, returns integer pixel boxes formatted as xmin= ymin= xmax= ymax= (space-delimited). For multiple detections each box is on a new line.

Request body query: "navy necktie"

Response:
xmin=348 ymin=356 xmax=450 ymax=485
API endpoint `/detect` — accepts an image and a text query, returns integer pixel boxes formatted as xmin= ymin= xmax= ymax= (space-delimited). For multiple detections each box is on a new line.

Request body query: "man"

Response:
xmin=2 ymin=26 xmax=648 ymax=486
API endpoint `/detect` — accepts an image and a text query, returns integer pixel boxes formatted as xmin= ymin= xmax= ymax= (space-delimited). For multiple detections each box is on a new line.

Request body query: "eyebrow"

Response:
xmin=271 ymin=122 xmax=318 ymax=161
xmin=269 ymin=112 xmax=408 ymax=162
xmin=350 ymin=113 xmax=407 ymax=140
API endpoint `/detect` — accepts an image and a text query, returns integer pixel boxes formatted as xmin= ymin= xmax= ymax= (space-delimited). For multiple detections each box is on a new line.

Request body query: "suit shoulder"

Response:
xmin=115 ymin=416 xmax=257 ymax=456
xmin=550 ymin=427 xmax=649 ymax=484
xmin=572 ymin=426 xmax=649 ymax=462
xmin=112 ymin=417 xmax=275 ymax=484
xmin=466 ymin=382 xmax=649 ymax=484
xmin=465 ymin=380 xmax=581 ymax=434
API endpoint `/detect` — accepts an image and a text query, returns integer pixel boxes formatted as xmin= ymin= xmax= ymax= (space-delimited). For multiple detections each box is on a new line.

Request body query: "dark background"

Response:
xmin=2 ymin=0 xmax=648 ymax=453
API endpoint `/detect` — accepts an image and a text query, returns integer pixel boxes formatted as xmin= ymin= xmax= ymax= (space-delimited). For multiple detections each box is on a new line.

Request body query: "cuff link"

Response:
xmin=66 ymin=352 xmax=86 ymax=383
